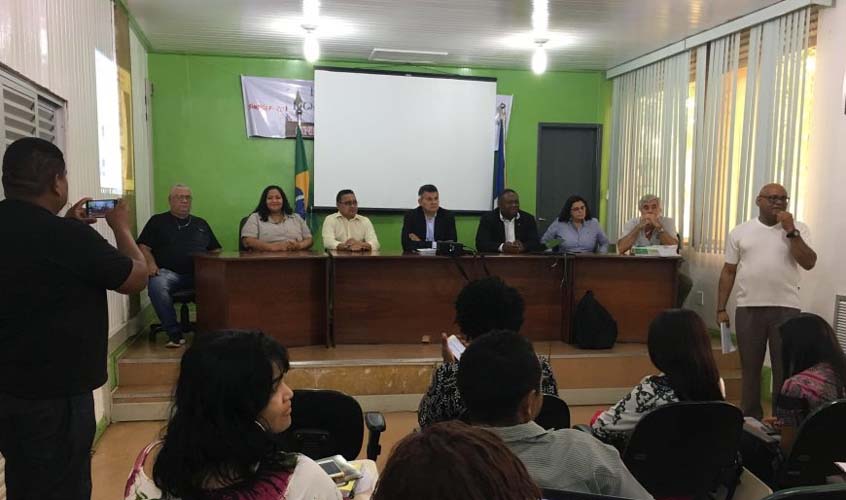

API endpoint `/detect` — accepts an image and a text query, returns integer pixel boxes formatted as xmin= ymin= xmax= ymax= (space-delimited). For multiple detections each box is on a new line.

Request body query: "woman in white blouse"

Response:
xmin=591 ymin=309 xmax=725 ymax=450
xmin=241 ymin=185 xmax=313 ymax=252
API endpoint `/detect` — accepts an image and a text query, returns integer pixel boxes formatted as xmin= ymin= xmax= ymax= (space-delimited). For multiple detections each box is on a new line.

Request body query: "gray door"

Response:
xmin=536 ymin=123 xmax=602 ymax=236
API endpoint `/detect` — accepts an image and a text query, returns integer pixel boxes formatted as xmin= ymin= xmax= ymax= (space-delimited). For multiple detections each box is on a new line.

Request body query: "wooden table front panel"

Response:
xmin=195 ymin=253 xmax=327 ymax=347
xmin=332 ymin=255 xmax=468 ymax=344
xmin=571 ymin=255 xmax=679 ymax=343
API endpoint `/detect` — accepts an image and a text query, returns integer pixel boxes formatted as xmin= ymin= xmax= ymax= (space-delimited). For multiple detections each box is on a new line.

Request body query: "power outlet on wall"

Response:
xmin=696 ymin=290 xmax=705 ymax=306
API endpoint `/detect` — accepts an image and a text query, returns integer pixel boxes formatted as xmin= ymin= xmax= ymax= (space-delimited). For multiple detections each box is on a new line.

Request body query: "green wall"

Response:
xmin=148 ymin=53 xmax=611 ymax=251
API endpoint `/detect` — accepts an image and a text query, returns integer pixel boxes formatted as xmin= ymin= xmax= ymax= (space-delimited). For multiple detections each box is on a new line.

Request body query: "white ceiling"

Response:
xmin=126 ymin=0 xmax=784 ymax=71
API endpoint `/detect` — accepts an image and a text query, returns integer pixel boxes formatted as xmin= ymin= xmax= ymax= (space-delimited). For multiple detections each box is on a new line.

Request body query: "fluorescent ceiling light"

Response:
xmin=531 ymin=45 xmax=547 ymax=74
xmin=501 ymin=32 xmax=574 ymax=50
xmin=269 ymin=17 xmax=355 ymax=39
xmin=532 ymin=0 xmax=549 ymax=34
xmin=304 ymin=32 xmax=320 ymax=62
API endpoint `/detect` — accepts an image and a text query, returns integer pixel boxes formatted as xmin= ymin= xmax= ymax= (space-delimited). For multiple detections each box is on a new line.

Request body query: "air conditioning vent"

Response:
xmin=835 ymin=295 xmax=846 ymax=354
xmin=369 ymin=48 xmax=448 ymax=64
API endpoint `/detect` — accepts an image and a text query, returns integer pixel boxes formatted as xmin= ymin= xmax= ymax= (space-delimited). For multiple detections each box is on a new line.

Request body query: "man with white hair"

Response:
xmin=137 ymin=184 xmax=221 ymax=347
xmin=617 ymin=194 xmax=679 ymax=254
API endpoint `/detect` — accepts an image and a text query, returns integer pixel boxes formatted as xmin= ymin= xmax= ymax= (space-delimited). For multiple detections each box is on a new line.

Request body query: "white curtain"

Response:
xmin=692 ymin=8 xmax=813 ymax=253
xmin=608 ymin=51 xmax=690 ymax=240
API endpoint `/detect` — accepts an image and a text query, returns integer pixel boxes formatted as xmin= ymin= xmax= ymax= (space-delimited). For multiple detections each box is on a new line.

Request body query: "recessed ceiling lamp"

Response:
xmin=302 ymin=0 xmax=320 ymax=63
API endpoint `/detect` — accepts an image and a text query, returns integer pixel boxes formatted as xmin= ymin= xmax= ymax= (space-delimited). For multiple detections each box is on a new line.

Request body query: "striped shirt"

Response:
xmin=486 ymin=422 xmax=653 ymax=499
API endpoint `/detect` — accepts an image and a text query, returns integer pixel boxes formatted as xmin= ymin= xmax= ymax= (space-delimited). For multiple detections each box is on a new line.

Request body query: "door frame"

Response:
xmin=535 ymin=122 xmax=603 ymax=222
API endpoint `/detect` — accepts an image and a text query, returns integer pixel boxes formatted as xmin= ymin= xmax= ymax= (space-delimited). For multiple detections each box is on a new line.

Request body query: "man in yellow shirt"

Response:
xmin=322 ymin=189 xmax=380 ymax=251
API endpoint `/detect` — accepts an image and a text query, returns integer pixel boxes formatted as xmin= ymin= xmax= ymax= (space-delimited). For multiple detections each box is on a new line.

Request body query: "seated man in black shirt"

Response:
xmin=0 ymin=137 xmax=147 ymax=499
xmin=400 ymin=184 xmax=458 ymax=251
xmin=137 ymin=184 xmax=221 ymax=347
xmin=475 ymin=189 xmax=543 ymax=253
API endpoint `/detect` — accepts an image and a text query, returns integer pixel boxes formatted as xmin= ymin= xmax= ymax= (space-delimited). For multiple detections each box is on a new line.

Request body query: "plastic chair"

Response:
xmin=763 ymin=483 xmax=846 ymax=500
xmin=776 ymin=399 xmax=846 ymax=489
xmin=535 ymin=394 xmax=571 ymax=430
xmin=622 ymin=401 xmax=744 ymax=499
xmin=277 ymin=389 xmax=386 ymax=461
xmin=149 ymin=289 xmax=195 ymax=341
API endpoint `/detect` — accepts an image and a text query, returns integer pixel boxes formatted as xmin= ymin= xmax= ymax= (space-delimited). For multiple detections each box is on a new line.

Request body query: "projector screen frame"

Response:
xmin=312 ymin=66 xmax=499 ymax=214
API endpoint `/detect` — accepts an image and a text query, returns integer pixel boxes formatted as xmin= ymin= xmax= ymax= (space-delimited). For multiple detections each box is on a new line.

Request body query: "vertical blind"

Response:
xmin=607 ymin=51 xmax=691 ymax=240
xmin=609 ymin=7 xmax=816 ymax=254
xmin=691 ymin=8 xmax=813 ymax=253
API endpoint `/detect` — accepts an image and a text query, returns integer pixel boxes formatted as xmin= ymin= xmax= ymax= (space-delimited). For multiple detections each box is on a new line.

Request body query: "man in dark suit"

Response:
xmin=475 ymin=189 xmax=542 ymax=253
xmin=401 ymin=184 xmax=458 ymax=251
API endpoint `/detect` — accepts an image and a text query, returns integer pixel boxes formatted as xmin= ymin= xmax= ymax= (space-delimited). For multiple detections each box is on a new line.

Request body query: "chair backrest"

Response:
xmin=238 ymin=215 xmax=250 ymax=251
xmin=779 ymin=399 xmax=846 ymax=489
xmin=763 ymin=483 xmax=846 ymax=500
xmin=541 ymin=488 xmax=630 ymax=500
xmin=535 ymin=394 xmax=570 ymax=430
xmin=622 ymin=401 xmax=743 ymax=498
xmin=277 ymin=389 xmax=364 ymax=461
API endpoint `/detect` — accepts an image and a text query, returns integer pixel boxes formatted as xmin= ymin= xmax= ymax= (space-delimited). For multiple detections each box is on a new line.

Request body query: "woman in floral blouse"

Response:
xmin=417 ymin=277 xmax=558 ymax=428
xmin=769 ymin=313 xmax=846 ymax=452
xmin=591 ymin=309 xmax=724 ymax=450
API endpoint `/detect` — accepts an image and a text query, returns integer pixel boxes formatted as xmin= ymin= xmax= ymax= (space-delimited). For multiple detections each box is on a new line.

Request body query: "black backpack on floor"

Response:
xmin=572 ymin=290 xmax=618 ymax=349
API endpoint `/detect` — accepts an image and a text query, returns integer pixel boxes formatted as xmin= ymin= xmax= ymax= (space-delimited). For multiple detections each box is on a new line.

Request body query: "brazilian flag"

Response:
xmin=294 ymin=126 xmax=312 ymax=229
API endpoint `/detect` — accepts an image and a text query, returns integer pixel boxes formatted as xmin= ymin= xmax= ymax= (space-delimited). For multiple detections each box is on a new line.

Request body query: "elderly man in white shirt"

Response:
xmin=321 ymin=189 xmax=380 ymax=252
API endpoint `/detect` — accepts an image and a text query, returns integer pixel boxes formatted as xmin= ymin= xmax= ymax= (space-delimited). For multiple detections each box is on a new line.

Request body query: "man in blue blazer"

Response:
xmin=401 ymin=184 xmax=458 ymax=251
xmin=475 ymin=189 xmax=542 ymax=253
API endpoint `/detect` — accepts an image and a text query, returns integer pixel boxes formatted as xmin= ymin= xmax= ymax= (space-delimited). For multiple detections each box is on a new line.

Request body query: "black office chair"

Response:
xmin=763 ymin=484 xmax=846 ymax=500
xmin=622 ymin=401 xmax=744 ymax=500
xmin=776 ymin=399 xmax=846 ymax=489
xmin=541 ymin=489 xmax=631 ymax=500
xmin=149 ymin=289 xmax=196 ymax=341
xmin=535 ymin=394 xmax=571 ymax=430
xmin=277 ymin=389 xmax=386 ymax=461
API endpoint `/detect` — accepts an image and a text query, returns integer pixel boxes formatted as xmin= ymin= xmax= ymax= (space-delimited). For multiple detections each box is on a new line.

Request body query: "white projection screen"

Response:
xmin=313 ymin=68 xmax=497 ymax=211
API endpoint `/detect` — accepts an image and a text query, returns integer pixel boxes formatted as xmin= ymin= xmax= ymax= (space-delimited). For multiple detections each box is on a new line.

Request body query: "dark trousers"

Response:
xmin=735 ymin=306 xmax=800 ymax=419
xmin=0 ymin=392 xmax=95 ymax=500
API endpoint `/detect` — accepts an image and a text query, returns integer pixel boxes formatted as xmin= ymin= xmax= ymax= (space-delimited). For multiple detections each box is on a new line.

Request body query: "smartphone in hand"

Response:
xmin=85 ymin=199 xmax=117 ymax=218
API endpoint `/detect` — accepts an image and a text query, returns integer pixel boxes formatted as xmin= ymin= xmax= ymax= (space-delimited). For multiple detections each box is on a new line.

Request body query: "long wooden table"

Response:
xmin=194 ymin=250 xmax=680 ymax=346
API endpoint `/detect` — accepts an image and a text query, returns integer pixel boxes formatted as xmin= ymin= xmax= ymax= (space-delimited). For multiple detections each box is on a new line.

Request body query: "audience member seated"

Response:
xmin=458 ymin=330 xmax=653 ymax=499
xmin=767 ymin=313 xmax=846 ymax=452
xmin=401 ymin=184 xmax=457 ymax=251
xmin=616 ymin=194 xmax=679 ymax=254
xmin=591 ymin=309 xmax=725 ymax=450
xmin=417 ymin=277 xmax=559 ymax=428
xmin=124 ymin=330 xmax=342 ymax=500
xmin=372 ymin=420 xmax=541 ymax=500
xmin=541 ymin=195 xmax=609 ymax=253
xmin=476 ymin=189 xmax=543 ymax=253
xmin=322 ymin=189 xmax=380 ymax=251
xmin=241 ymin=185 xmax=313 ymax=252
xmin=138 ymin=184 xmax=221 ymax=347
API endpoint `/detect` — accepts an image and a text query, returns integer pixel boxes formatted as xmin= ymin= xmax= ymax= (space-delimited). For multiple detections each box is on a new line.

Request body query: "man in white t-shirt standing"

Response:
xmin=717 ymin=183 xmax=817 ymax=419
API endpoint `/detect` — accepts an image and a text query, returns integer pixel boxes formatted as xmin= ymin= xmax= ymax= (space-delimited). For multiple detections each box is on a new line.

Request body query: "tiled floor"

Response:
xmin=92 ymin=406 xmax=607 ymax=500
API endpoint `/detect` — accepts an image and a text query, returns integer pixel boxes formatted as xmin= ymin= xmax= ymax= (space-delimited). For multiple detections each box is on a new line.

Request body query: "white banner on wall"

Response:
xmin=241 ymin=76 xmax=314 ymax=139
xmin=495 ymin=94 xmax=513 ymax=151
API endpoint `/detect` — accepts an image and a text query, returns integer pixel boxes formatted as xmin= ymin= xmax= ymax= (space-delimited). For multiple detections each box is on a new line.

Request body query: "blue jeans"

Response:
xmin=148 ymin=268 xmax=194 ymax=342
xmin=0 ymin=392 xmax=95 ymax=500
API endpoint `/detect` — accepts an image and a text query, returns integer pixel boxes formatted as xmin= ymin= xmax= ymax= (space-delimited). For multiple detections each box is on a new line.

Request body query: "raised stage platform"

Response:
xmin=111 ymin=333 xmax=742 ymax=422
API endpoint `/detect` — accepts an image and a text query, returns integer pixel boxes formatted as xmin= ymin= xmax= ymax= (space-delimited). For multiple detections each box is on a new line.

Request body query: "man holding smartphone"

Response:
xmin=0 ymin=137 xmax=148 ymax=499
xmin=717 ymin=183 xmax=817 ymax=419
xmin=137 ymin=184 xmax=221 ymax=347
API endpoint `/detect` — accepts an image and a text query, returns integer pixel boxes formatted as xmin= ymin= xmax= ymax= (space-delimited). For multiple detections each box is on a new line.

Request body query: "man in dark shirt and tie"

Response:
xmin=137 ymin=184 xmax=221 ymax=347
xmin=401 ymin=184 xmax=458 ymax=251
xmin=475 ymin=189 xmax=542 ymax=253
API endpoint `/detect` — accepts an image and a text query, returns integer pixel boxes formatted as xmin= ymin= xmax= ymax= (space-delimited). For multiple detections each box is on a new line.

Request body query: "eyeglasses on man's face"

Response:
xmin=759 ymin=195 xmax=789 ymax=204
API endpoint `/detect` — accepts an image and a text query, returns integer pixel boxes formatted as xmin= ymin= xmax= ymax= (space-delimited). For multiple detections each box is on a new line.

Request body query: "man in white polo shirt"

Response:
xmin=322 ymin=189 xmax=380 ymax=252
xmin=716 ymin=183 xmax=817 ymax=419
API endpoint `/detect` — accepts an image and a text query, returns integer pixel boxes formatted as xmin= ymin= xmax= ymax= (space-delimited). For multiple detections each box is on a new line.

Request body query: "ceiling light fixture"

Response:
xmin=301 ymin=0 xmax=320 ymax=63
xmin=531 ymin=39 xmax=548 ymax=74
xmin=532 ymin=0 xmax=549 ymax=34
xmin=303 ymin=28 xmax=320 ymax=63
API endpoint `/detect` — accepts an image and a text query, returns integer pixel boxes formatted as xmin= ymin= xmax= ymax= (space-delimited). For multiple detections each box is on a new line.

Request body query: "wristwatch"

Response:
xmin=786 ymin=229 xmax=800 ymax=239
